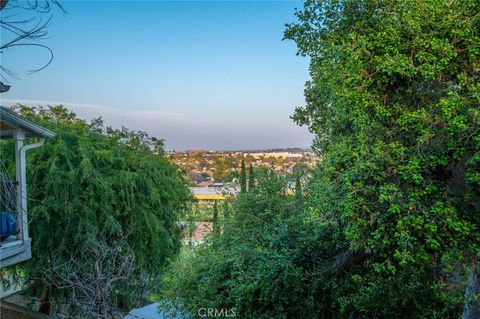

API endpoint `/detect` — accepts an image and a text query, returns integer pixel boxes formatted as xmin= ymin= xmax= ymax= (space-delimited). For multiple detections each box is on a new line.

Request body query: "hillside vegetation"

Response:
xmin=1 ymin=105 xmax=191 ymax=317
xmin=158 ymin=0 xmax=480 ymax=318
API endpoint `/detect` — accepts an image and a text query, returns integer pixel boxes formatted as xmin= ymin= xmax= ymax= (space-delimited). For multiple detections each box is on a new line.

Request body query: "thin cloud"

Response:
xmin=1 ymin=99 xmax=198 ymax=123
xmin=1 ymin=98 xmax=312 ymax=151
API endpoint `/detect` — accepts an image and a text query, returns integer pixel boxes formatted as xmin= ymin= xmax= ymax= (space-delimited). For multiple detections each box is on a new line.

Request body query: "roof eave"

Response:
xmin=0 ymin=106 xmax=56 ymax=138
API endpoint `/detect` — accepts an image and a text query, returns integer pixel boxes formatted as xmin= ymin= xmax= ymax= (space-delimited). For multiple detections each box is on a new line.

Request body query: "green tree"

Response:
xmin=248 ymin=163 xmax=255 ymax=190
xmin=284 ymin=0 xmax=480 ymax=316
xmin=213 ymin=157 xmax=229 ymax=181
xmin=240 ymin=159 xmax=247 ymax=193
xmin=294 ymin=174 xmax=303 ymax=213
xmin=159 ymin=171 xmax=304 ymax=319
xmin=223 ymin=200 xmax=230 ymax=220
xmin=1 ymin=105 xmax=191 ymax=316
xmin=212 ymin=200 xmax=219 ymax=235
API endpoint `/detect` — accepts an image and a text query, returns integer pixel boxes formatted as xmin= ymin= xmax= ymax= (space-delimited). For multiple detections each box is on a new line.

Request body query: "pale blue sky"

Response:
xmin=1 ymin=0 xmax=311 ymax=150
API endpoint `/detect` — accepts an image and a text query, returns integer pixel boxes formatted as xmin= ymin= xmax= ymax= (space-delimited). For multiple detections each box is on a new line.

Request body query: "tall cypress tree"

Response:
xmin=248 ymin=164 xmax=255 ymax=190
xmin=294 ymin=175 xmax=303 ymax=213
xmin=240 ymin=159 xmax=247 ymax=193
xmin=223 ymin=200 xmax=230 ymax=220
xmin=212 ymin=200 xmax=219 ymax=235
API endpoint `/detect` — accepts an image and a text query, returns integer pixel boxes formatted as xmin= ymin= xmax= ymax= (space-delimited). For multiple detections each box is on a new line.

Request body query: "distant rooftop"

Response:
xmin=189 ymin=186 xmax=240 ymax=200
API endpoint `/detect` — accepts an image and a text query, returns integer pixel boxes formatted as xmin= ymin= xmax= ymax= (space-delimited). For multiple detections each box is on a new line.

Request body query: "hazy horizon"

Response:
xmin=0 ymin=1 xmax=313 ymax=150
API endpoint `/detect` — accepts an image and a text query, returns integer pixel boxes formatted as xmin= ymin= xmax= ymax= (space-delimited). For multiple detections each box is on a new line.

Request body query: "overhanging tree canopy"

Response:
xmin=1 ymin=105 xmax=192 ymax=317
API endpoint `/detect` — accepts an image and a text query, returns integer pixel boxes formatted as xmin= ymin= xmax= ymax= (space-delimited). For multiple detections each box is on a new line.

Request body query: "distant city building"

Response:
xmin=186 ymin=149 xmax=204 ymax=154
xmin=197 ymin=181 xmax=213 ymax=187
xmin=189 ymin=185 xmax=240 ymax=200
xmin=251 ymin=152 xmax=304 ymax=159
xmin=169 ymin=148 xmax=317 ymax=186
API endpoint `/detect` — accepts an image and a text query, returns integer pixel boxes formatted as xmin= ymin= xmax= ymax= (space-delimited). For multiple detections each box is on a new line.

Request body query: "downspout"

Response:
xmin=21 ymin=138 xmax=45 ymax=153
xmin=18 ymin=137 xmax=45 ymax=241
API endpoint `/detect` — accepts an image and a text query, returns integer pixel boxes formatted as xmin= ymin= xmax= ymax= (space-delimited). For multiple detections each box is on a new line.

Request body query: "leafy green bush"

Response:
xmin=159 ymin=168 xmax=471 ymax=318
xmin=1 ymin=105 xmax=191 ymax=316
xmin=160 ymin=171 xmax=338 ymax=318
xmin=284 ymin=0 xmax=479 ymax=316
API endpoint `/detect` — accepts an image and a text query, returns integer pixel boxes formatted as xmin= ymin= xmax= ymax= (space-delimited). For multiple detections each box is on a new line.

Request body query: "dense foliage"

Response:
xmin=1 ymin=105 xmax=191 ymax=316
xmin=160 ymin=171 xmax=312 ymax=319
xmin=158 ymin=0 xmax=479 ymax=318
xmin=285 ymin=0 xmax=480 ymax=316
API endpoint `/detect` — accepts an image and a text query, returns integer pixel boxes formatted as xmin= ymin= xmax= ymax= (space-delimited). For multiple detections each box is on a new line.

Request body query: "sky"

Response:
xmin=1 ymin=0 xmax=312 ymax=151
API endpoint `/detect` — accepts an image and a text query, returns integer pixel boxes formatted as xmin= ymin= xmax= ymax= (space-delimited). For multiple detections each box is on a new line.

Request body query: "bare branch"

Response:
xmin=0 ymin=0 xmax=64 ymax=81
xmin=0 ymin=0 xmax=9 ymax=11
xmin=38 ymin=231 xmax=153 ymax=318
